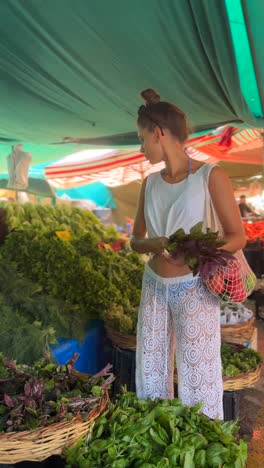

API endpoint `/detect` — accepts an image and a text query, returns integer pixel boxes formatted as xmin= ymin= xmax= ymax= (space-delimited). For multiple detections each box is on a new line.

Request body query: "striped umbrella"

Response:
xmin=45 ymin=127 xmax=263 ymax=188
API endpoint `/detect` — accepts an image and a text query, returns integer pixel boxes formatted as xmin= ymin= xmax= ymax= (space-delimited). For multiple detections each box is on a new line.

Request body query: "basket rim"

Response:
xmin=174 ymin=363 xmax=262 ymax=388
xmin=174 ymin=342 xmax=262 ymax=389
xmin=105 ymin=325 xmax=136 ymax=341
xmin=0 ymin=389 xmax=109 ymax=441
xmin=222 ymin=363 xmax=262 ymax=382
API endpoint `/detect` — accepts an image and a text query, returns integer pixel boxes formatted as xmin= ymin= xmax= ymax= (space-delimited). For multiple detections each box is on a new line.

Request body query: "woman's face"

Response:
xmin=138 ymin=126 xmax=164 ymax=165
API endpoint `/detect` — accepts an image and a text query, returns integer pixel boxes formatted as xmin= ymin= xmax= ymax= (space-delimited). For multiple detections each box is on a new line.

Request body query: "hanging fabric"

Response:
xmin=7 ymin=145 xmax=32 ymax=190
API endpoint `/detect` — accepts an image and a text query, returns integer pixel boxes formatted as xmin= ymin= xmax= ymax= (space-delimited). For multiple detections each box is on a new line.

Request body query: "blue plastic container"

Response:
xmin=51 ymin=320 xmax=109 ymax=374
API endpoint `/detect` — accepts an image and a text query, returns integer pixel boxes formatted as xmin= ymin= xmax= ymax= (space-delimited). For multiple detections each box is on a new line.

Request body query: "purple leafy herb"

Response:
xmin=4 ymin=393 xmax=14 ymax=408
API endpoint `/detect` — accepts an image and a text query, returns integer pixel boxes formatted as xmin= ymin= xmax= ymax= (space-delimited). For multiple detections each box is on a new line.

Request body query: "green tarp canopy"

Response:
xmin=0 ymin=0 xmax=263 ymax=169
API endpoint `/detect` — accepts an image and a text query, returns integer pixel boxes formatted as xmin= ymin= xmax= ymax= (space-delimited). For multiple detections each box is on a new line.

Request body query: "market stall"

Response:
xmin=0 ymin=0 xmax=263 ymax=465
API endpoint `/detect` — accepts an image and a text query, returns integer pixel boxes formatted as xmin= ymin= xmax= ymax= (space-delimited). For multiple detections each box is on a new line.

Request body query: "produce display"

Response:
xmin=167 ymin=222 xmax=256 ymax=302
xmin=66 ymin=391 xmax=247 ymax=468
xmin=0 ymin=203 xmax=258 ymax=467
xmin=1 ymin=203 xmax=144 ymax=327
xmin=105 ymin=304 xmax=138 ymax=335
xmin=2 ymin=203 xmax=118 ymax=242
xmin=174 ymin=344 xmax=262 ymax=379
xmin=0 ymin=353 xmax=113 ymax=432
xmin=221 ymin=344 xmax=262 ymax=377
xmin=220 ymin=303 xmax=253 ymax=325
xmin=243 ymin=220 xmax=264 ymax=243
xmin=0 ymin=257 xmax=84 ymax=364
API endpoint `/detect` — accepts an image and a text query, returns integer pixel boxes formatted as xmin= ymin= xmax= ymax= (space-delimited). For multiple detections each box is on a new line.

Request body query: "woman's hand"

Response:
xmin=131 ymin=236 xmax=169 ymax=255
xmin=160 ymin=249 xmax=186 ymax=266
xmin=148 ymin=237 xmax=169 ymax=254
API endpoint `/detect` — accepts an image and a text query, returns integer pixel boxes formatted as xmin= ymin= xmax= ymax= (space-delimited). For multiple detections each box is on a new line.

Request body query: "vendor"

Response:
xmin=238 ymin=195 xmax=259 ymax=218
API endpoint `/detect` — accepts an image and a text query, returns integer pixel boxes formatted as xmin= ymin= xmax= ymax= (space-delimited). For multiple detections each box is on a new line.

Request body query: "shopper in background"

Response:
xmin=238 ymin=195 xmax=259 ymax=218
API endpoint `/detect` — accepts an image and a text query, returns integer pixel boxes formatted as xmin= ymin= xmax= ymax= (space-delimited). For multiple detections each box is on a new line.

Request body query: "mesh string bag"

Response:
xmin=203 ymin=171 xmax=256 ymax=303
xmin=205 ymin=250 xmax=256 ymax=302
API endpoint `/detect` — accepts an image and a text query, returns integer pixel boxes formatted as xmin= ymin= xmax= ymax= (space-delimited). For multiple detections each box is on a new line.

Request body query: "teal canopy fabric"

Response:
xmin=0 ymin=142 xmax=102 ymax=172
xmin=0 ymin=0 xmax=262 ymax=156
xmin=242 ymin=0 xmax=264 ymax=113
xmin=56 ymin=183 xmax=116 ymax=208
xmin=225 ymin=0 xmax=263 ymax=118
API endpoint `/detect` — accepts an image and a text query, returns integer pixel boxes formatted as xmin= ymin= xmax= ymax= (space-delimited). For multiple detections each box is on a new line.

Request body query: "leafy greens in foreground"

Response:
xmin=66 ymin=391 xmax=247 ymax=467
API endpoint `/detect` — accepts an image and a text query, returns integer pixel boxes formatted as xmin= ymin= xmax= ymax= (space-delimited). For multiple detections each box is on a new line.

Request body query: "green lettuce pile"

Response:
xmin=221 ymin=343 xmax=263 ymax=377
xmin=0 ymin=204 xmax=144 ymax=352
xmin=66 ymin=392 xmax=247 ymax=468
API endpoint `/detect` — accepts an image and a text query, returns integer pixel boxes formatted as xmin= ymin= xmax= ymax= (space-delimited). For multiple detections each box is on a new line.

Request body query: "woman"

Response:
xmin=131 ymin=89 xmax=246 ymax=419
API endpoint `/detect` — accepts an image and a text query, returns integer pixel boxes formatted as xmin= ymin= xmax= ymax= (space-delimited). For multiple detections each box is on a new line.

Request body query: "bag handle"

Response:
xmin=203 ymin=166 xmax=224 ymax=237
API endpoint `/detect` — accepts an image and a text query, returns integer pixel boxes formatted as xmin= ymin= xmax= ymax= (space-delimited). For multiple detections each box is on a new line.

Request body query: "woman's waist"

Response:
xmin=148 ymin=254 xmax=192 ymax=279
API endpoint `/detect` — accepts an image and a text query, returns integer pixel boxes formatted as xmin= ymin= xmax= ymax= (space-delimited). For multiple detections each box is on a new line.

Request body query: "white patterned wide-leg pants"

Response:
xmin=136 ymin=264 xmax=223 ymax=419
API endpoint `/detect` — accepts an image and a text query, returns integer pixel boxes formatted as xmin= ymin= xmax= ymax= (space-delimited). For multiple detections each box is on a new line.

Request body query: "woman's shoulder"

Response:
xmin=145 ymin=171 xmax=160 ymax=187
xmin=193 ymin=161 xmax=219 ymax=181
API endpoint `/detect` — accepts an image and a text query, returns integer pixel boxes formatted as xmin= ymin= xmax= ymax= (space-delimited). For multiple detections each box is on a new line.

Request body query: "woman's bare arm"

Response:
xmin=209 ymin=167 xmax=246 ymax=251
xmin=130 ymin=178 xmax=168 ymax=254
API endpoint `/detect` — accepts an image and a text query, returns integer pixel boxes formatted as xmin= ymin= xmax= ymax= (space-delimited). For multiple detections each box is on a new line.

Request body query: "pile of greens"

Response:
xmin=0 ymin=256 xmax=84 ymax=364
xmin=2 ymin=203 xmax=118 ymax=242
xmin=2 ymin=225 xmax=144 ymax=323
xmin=221 ymin=343 xmax=263 ymax=377
xmin=0 ymin=353 xmax=113 ymax=433
xmin=0 ymin=203 xmax=145 ymax=362
xmin=175 ymin=344 xmax=263 ymax=379
xmin=66 ymin=391 xmax=247 ymax=468
xmin=104 ymin=304 xmax=138 ymax=335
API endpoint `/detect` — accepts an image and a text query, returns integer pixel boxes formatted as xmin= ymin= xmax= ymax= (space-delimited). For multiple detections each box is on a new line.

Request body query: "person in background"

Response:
xmin=238 ymin=195 xmax=258 ymax=218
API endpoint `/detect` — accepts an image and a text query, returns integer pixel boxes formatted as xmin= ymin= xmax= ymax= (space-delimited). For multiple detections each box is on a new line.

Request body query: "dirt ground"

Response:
xmin=239 ymin=319 xmax=264 ymax=467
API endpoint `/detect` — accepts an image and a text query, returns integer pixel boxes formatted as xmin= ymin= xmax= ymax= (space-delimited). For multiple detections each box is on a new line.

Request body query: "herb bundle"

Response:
xmin=167 ymin=222 xmax=233 ymax=279
xmin=0 ymin=353 xmax=113 ymax=433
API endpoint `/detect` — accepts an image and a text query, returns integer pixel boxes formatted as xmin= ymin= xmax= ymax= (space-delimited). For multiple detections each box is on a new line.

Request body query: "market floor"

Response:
xmin=239 ymin=319 xmax=264 ymax=467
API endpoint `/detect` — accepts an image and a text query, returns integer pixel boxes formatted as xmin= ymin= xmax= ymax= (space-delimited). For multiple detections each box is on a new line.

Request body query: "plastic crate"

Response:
xmin=112 ymin=346 xmax=239 ymax=421
xmin=112 ymin=346 xmax=136 ymax=394
xmin=223 ymin=391 xmax=239 ymax=421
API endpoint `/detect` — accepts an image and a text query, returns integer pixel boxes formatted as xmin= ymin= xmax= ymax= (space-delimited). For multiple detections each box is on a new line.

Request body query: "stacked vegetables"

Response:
xmin=66 ymin=392 xmax=247 ymax=468
xmin=0 ymin=203 xmax=144 ymax=359
xmin=174 ymin=344 xmax=262 ymax=378
xmin=0 ymin=257 xmax=85 ymax=364
xmin=2 ymin=202 xmax=117 ymax=242
xmin=104 ymin=304 xmax=138 ymax=335
xmin=243 ymin=221 xmax=264 ymax=243
xmin=221 ymin=344 xmax=263 ymax=377
xmin=0 ymin=353 xmax=113 ymax=432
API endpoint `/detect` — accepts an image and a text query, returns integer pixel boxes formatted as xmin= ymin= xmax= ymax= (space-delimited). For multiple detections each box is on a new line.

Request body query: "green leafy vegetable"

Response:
xmin=66 ymin=391 xmax=247 ymax=468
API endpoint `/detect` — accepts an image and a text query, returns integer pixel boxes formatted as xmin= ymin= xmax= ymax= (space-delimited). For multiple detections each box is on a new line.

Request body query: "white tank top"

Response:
xmin=144 ymin=163 xmax=217 ymax=238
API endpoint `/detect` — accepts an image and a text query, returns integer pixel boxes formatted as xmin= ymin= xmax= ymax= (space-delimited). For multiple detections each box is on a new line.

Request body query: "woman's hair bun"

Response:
xmin=140 ymin=88 xmax=160 ymax=105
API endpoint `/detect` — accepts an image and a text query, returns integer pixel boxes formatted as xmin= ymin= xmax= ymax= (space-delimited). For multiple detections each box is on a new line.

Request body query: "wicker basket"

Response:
xmin=174 ymin=365 xmax=261 ymax=391
xmin=174 ymin=342 xmax=262 ymax=391
xmin=0 ymin=389 xmax=109 ymax=464
xmin=106 ymin=326 xmax=136 ymax=351
xmin=221 ymin=314 xmax=255 ymax=345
